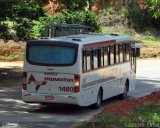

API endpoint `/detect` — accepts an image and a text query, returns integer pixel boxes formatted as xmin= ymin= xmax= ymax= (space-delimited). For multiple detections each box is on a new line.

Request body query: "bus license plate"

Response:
xmin=45 ymin=96 xmax=54 ymax=100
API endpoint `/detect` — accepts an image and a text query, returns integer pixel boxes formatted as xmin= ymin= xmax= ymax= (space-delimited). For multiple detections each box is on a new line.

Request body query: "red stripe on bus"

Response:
xmin=83 ymin=40 xmax=116 ymax=48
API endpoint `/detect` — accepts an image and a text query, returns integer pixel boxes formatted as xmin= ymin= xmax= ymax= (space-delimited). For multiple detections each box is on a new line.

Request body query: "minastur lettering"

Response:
xmin=44 ymin=77 xmax=74 ymax=82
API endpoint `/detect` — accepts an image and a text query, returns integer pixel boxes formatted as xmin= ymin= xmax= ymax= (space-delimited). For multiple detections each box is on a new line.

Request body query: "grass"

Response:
xmin=77 ymin=103 xmax=160 ymax=128
xmin=101 ymin=26 xmax=160 ymax=46
xmin=143 ymin=39 xmax=160 ymax=46
xmin=0 ymin=54 xmax=24 ymax=61
xmin=101 ymin=26 xmax=160 ymax=59
xmin=136 ymin=36 xmax=160 ymax=46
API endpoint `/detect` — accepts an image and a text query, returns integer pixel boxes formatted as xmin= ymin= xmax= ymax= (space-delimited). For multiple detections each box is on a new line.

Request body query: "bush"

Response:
xmin=12 ymin=0 xmax=45 ymax=20
xmin=127 ymin=6 xmax=144 ymax=29
xmin=119 ymin=7 xmax=128 ymax=22
xmin=31 ymin=14 xmax=66 ymax=37
xmin=0 ymin=23 xmax=14 ymax=39
xmin=83 ymin=11 xmax=100 ymax=29
xmin=99 ymin=7 xmax=128 ymax=26
xmin=31 ymin=11 xmax=101 ymax=37
xmin=60 ymin=0 xmax=95 ymax=11
xmin=100 ymin=7 xmax=115 ymax=16
xmin=11 ymin=0 xmax=45 ymax=39
xmin=14 ymin=18 xmax=34 ymax=39
xmin=0 ymin=24 xmax=9 ymax=38
xmin=99 ymin=6 xmax=145 ymax=29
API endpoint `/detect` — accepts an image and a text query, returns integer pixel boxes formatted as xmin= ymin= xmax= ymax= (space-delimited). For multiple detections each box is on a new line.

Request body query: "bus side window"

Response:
xmin=98 ymin=48 xmax=101 ymax=68
xmin=110 ymin=45 xmax=114 ymax=65
xmin=86 ymin=50 xmax=91 ymax=71
xmin=123 ymin=44 xmax=126 ymax=62
xmin=102 ymin=47 xmax=108 ymax=67
xmin=93 ymin=49 xmax=98 ymax=69
xmin=107 ymin=46 xmax=111 ymax=65
xmin=126 ymin=43 xmax=130 ymax=61
xmin=101 ymin=47 xmax=104 ymax=67
xmin=82 ymin=49 xmax=91 ymax=72
xmin=119 ymin=44 xmax=124 ymax=63
xmin=82 ymin=50 xmax=87 ymax=72
xmin=116 ymin=45 xmax=120 ymax=63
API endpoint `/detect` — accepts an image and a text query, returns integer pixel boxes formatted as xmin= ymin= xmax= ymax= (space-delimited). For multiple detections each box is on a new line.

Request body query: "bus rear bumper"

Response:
xmin=22 ymin=90 xmax=83 ymax=106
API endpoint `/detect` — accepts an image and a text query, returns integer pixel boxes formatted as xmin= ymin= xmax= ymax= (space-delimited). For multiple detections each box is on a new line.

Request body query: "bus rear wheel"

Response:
xmin=94 ymin=89 xmax=102 ymax=109
xmin=119 ymin=81 xmax=129 ymax=100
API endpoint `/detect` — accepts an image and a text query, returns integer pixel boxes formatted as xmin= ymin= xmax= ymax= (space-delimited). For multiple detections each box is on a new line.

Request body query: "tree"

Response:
xmin=0 ymin=1 xmax=13 ymax=21
xmin=11 ymin=0 xmax=45 ymax=39
xmin=12 ymin=0 xmax=45 ymax=20
xmin=0 ymin=1 xmax=14 ymax=38
xmin=59 ymin=0 xmax=95 ymax=11
xmin=146 ymin=0 xmax=160 ymax=19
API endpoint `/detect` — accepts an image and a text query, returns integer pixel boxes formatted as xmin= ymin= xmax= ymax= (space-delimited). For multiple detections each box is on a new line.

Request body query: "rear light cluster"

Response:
xmin=22 ymin=72 xmax=27 ymax=90
xmin=74 ymin=75 xmax=80 ymax=93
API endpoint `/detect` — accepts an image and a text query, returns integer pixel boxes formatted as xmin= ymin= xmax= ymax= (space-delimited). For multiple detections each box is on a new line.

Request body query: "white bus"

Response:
xmin=22 ymin=33 xmax=140 ymax=108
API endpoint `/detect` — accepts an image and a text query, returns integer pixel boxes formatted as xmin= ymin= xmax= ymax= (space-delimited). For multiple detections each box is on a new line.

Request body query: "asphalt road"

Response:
xmin=0 ymin=59 xmax=160 ymax=128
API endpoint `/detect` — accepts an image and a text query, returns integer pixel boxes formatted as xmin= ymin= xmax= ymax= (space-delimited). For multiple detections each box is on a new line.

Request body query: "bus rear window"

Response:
xmin=27 ymin=45 xmax=77 ymax=66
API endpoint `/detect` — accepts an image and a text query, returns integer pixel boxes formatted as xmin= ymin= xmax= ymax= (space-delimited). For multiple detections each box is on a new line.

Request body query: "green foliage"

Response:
xmin=31 ymin=20 xmax=43 ymax=37
xmin=127 ymin=6 xmax=144 ymax=29
xmin=119 ymin=8 xmax=129 ymax=22
xmin=59 ymin=0 xmax=95 ymax=11
xmin=100 ymin=6 xmax=144 ymax=29
xmin=0 ymin=54 xmax=23 ymax=61
xmin=11 ymin=0 xmax=45 ymax=39
xmin=31 ymin=15 xmax=66 ymax=37
xmin=77 ymin=103 xmax=160 ymax=128
xmin=32 ymin=11 xmax=100 ymax=37
xmin=0 ymin=1 xmax=13 ymax=21
xmin=64 ymin=12 xmax=83 ymax=24
xmin=0 ymin=1 xmax=14 ymax=39
xmin=151 ymin=113 xmax=160 ymax=122
xmin=0 ymin=24 xmax=9 ymax=39
xmin=0 ymin=0 xmax=45 ymax=39
xmin=81 ymin=11 xmax=100 ymax=29
xmin=145 ymin=0 xmax=160 ymax=19
xmin=99 ymin=7 xmax=128 ymax=26
xmin=99 ymin=113 xmax=123 ymax=127
xmin=100 ymin=7 xmax=115 ymax=16
xmin=14 ymin=18 xmax=34 ymax=39
xmin=12 ymin=0 xmax=45 ymax=20
xmin=144 ymin=31 xmax=151 ymax=36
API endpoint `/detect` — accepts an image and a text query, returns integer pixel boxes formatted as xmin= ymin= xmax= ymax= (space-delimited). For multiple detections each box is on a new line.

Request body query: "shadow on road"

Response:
xmin=29 ymin=76 xmax=160 ymax=115
xmin=30 ymin=104 xmax=93 ymax=115
xmin=128 ymin=77 xmax=160 ymax=98
xmin=0 ymin=76 xmax=160 ymax=124
xmin=29 ymin=96 xmax=119 ymax=115
xmin=0 ymin=67 xmax=22 ymax=81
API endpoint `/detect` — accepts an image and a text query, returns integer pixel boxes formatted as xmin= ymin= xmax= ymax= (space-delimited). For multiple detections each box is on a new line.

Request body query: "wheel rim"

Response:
xmin=123 ymin=83 xmax=128 ymax=98
xmin=97 ymin=91 xmax=102 ymax=106
xmin=124 ymin=86 xmax=127 ymax=97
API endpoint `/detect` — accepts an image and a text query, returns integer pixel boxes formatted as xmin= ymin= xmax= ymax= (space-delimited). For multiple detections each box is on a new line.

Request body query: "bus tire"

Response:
xmin=119 ymin=80 xmax=129 ymax=100
xmin=93 ymin=89 xmax=102 ymax=109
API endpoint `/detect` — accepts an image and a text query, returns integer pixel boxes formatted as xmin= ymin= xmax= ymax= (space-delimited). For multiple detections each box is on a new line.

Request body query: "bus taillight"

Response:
xmin=74 ymin=75 xmax=80 ymax=93
xmin=23 ymin=72 xmax=27 ymax=90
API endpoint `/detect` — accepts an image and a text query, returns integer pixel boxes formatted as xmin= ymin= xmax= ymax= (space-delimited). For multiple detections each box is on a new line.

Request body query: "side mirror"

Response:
xmin=131 ymin=44 xmax=140 ymax=57
xmin=135 ymin=47 xmax=140 ymax=57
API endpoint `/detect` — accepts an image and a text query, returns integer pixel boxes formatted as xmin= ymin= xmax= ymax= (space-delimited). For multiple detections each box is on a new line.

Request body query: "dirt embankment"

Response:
xmin=140 ymin=44 xmax=160 ymax=59
xmin=0 ymin=40 xmax=25 ymax=60
xmin=0 ymin=39 xmax=159 ymax=61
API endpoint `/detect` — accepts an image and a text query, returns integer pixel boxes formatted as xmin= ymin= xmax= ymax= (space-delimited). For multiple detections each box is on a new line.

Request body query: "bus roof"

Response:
xmin=36 ymin=33 xmax=134 ymax=47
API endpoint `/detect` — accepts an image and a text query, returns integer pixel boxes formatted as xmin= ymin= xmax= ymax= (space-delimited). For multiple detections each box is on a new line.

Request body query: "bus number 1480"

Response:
xmin=59 ymin=87 xmax=74 ymax=92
